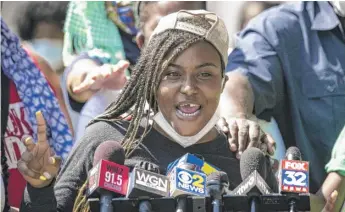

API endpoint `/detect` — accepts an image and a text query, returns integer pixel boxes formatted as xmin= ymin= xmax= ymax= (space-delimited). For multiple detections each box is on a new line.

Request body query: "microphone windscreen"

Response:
xmin=285 ymin=146 xmax=302 ymax=160
xmin=206 ymin=171 xmax=229 ymax=186
xmin=240 ymin=147 xmax=267 ymax=180
xmin=135 ymin=161 xmax=160 ymax=173
xmin=178 ymin=163 xmax=197 ymax=171
xmin=93 ymin=140 xmax=125 ymax=166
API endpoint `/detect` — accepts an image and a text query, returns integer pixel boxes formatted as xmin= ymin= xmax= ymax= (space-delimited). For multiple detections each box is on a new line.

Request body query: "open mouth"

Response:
xmin=176 ymin=103 xmax=202 ymax=118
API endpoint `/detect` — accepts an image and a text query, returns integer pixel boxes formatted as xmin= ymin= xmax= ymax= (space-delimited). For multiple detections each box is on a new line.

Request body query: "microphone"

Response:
xmin=206 ymin=171 xmax=229 ymax=212
xmin=127 ymin=164 xmax=169 ymax=198
xmin=280 ymin=146 xmax=309 ymax=212
xmin=87 ymin=141 xmax=130 ymax=212
xmin=167 ymin=153 xmax=219 ymax=176
xmin=285 ymin=146 xmax=301 ymax=161
xmin=230 ymin=147 xmax=273 ymax=212
xmin=126 ymin=161 xmax=169 ymax=212
xmin=168 ymin=162 xmax=207 ymax=212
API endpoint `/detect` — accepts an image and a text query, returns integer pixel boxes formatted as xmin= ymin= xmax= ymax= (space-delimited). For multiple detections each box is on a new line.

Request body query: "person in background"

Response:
xmin=17 ymin=1 xmax=68 ymax=75
xmin=1 ymin=19 xmax=73 ymax=210
xmin=62 ymin=1 xmax=140 ymax=141
xmin=15 ymin=1 xmax=73 ymax=133
xmin=223 ymin=1 xmax=286 ymax=164
xmin=221 ymin=1 xmax=345 ymax=210
xmin=135 ymin=1 xmax=206 ymax=49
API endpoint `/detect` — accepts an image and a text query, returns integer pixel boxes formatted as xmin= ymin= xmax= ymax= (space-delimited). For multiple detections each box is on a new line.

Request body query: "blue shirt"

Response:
xmin=226 ymin=1 xmax=345 ymax=192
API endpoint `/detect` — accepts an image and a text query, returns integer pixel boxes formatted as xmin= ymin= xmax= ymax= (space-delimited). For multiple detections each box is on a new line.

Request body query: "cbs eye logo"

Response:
xmin=178 ymin=171 xmax=204 ymax=188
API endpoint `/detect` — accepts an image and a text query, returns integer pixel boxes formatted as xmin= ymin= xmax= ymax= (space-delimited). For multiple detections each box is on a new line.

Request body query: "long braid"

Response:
xmin=1 ymin=136 xmax=10 ymax=212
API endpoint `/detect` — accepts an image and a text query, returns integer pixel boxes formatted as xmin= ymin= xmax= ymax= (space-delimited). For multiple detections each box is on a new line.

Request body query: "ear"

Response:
xmin=221 ymin=75 xmax=228 ymax=91
xmin=136 ymin=32 xmax=145 ymax=49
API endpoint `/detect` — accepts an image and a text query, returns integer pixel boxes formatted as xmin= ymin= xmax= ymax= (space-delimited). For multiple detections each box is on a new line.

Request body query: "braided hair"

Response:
xmin=73 ymin=15 xmax=222 ymax=212
xmin=88 ymin=16 xmax=217 ymax=157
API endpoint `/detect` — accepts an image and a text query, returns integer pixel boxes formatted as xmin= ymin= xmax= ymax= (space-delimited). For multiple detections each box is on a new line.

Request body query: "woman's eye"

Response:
xmin=199 ymin=72 xmax=212 ymax=79
xmin=164 ymin=71 xmax=181 ymax=80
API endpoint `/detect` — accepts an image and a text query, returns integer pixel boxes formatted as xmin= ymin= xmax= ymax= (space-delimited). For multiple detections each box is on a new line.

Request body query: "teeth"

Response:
xmin=177 ymin=110 xmax=200 ymax=117
xmin=180 ymin=103 xmax=200 ymax=107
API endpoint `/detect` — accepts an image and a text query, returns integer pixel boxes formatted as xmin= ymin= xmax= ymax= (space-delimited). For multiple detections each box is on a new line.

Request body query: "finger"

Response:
xmin=40 ymin=172 xmax=53 ymax=181
xmin=262 ymin=133 xmax=276 ymax=156
xmin=48 ymin=155 xmax=62 ymax=166
xmin=228 ymin=120 xmax=239 ymax=152
xmin=22 ymin=136 xmax=35 ymax=151
xmin=237 ymin=119 xmax=249 ymax=156
xmin=217 ymin=117 xmax=229 ymax=133
xmin=50 ymin=148 xmax=56 ymax=157
xmin=36 ymin=111 xmax=47 ymax=144
xmin=47 ymin=151 xmax=60 ymax=171
xmin=17 ymin=160 xmax=37 ymax=178
xmin=72 ymin=78 xmax=96 ymax=93
xmin=100 ymin=64 xmax=113 ymax=78
xmin=20 ymin=151 xmax=34 ymax=163
xmin=112 ymin=60 xmax=130 ymax=73
xmin=248 ymin=122 xmax=260 ymax=148
xmin=45 ymin=156 xmax=62 ymax=177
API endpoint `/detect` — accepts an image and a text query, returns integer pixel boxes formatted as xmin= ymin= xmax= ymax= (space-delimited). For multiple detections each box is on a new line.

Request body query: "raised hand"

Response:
xmin=17 ymin=111 xmax=61 ymax=188
xmin=72 ymin=60 xmax=129 ymax=93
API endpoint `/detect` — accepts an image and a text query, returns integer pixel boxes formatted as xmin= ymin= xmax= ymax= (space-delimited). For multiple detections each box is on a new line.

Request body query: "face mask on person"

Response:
xmin=153 ymin=105 xmax=221 ymax=148
xmin=330 ymin=0 xmax=345 ymax=17
xmin=29 ymin=39 xmax=64 ymax=71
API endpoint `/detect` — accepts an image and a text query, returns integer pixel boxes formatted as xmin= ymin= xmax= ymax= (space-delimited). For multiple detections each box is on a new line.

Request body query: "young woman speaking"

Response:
xmin=18 ymin=10 xmax=278 ymax=212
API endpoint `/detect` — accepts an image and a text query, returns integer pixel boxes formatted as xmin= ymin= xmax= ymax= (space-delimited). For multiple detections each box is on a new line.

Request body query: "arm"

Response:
xmin=321 ymin=126 xmax=345 ymax=211
xmin=66 ymin=58 xmax=129 ymax=103
xmin=20 ymin=121 xmax=125 ymax=211
xmin=219 ymin=14 xmax=285 ymax=157
xmin=220 ymin=70 xmax=254 ymax=118
xmin=317 ymin=173 xmax=344 ymax=212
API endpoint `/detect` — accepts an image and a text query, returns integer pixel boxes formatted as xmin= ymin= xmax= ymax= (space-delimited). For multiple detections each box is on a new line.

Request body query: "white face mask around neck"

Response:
xmin=153 ymin=105 xmax=221 ymax=148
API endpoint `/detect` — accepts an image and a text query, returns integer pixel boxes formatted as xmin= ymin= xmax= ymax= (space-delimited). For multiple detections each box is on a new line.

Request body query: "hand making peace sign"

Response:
xmin=17 ymin=111 xmax=62 ymax=188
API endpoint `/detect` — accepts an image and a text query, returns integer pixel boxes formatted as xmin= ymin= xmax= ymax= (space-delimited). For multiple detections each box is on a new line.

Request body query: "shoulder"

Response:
xmin=240 ymin=2 xmax=307 ymax=46
xmin=58 ymin=120 xmax=130 ymax=173
xmin=81 ymin=120 xmax=130 ymax=144
xmin=248 ymin=2 xmax=303 ymax=29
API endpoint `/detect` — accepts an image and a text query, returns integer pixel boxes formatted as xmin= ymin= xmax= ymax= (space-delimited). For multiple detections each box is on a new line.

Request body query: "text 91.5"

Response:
xmin=105 ymin=171 xmax=123 ymax=185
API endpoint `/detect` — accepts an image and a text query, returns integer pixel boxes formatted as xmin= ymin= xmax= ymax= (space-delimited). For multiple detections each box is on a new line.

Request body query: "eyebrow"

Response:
xmin=168 ymin=63 xmax=218 ymax=69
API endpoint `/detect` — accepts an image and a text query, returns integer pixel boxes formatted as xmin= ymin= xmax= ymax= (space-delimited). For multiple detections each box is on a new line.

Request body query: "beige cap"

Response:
xmin=149 ymin=10 xmax=229 ymax=68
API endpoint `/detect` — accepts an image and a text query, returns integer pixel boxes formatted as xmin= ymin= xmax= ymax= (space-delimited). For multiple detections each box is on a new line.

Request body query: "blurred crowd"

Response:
xmin=1 ymin=1 xmax=344 ymax=212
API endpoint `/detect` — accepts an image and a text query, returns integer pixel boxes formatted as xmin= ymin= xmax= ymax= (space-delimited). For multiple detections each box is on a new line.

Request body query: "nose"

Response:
xmin=180 ymin=76 xmax=198 ymax=96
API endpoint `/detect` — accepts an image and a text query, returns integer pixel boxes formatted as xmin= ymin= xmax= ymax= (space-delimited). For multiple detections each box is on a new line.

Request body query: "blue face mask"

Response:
xmin=29 ymin=39 xmax=64 ymax=71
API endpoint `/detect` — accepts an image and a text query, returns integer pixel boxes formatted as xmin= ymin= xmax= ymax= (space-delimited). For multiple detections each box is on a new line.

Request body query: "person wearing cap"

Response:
xmin=220 ymin=1 xmax=345 ymax=210
xmin=18 ymin=10 xmax=279 ymax=211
